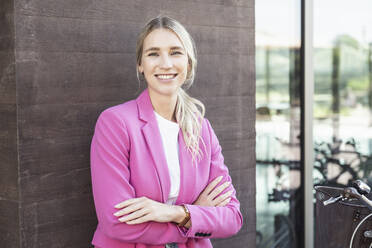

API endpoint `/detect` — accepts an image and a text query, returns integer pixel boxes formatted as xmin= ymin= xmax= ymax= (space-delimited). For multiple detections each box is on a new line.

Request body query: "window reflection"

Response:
xmin=313 ymin=0 xmax=372 ymax=187
xmin=256 ymin=0 xmax=372 ymax=247
xmin=313 ymin=1 xmax=372 ymax=247
xmin=256 ymin=1 xmax=302 ymax=247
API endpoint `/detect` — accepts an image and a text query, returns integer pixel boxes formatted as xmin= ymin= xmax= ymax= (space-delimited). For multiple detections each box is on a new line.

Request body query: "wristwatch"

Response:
xmin=178 ymin=204 xmax=190 ymax=227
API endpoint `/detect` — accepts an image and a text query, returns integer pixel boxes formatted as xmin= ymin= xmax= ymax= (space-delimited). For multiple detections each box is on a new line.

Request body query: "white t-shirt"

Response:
xmin=154 ymin=111 xmax=180 ymax=205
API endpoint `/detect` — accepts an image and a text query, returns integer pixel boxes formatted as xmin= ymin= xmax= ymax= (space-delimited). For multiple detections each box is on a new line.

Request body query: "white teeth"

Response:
xmin=157 ymin=74 xmax=176 ymax=79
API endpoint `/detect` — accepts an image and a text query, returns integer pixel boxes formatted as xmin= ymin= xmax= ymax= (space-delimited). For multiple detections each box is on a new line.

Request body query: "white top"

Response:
xmin=154 ymin=111 xmax=180 ymax=205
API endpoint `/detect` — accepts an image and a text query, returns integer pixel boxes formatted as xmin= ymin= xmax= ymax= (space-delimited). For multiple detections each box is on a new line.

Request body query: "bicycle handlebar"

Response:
xmin=314 ymin=185 xmax=372 ymax=211
xmin=360 ymin=194 xmax=372 ymax=211
xmin=344 ymin=187 xmax=372 ymax=211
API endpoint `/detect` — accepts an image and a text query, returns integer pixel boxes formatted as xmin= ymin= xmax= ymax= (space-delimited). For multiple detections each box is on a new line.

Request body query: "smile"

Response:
xmin=155 ymin=74 xmax=178 ymax=80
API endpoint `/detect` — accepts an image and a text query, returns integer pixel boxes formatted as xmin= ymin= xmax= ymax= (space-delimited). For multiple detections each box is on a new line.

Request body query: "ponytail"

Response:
xmin=175 ymin=88 xmax=205 ymax=162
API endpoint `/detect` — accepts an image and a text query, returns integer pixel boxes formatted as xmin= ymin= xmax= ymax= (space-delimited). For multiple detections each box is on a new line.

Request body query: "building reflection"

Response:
xmin=314 ymin=34 xmax=372 ymax=187
xmin=256 ymin=0 xmax=372 ymax=247
xmin=256 ymin=44 xmax=302 ymax=247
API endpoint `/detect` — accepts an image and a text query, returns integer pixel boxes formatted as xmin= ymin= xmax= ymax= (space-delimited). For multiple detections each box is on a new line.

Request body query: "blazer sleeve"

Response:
xmin=177 ymin=118 xmax=244 ymax=239
xmin=90 ymin=109 xmax=187 ymax=244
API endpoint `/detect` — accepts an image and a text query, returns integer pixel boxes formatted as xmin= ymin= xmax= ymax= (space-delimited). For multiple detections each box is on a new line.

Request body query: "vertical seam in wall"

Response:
xmin=252 ymin=0 xmax=257 ymax=233
xmin=13 ymin=0 xmax=22 ymax=246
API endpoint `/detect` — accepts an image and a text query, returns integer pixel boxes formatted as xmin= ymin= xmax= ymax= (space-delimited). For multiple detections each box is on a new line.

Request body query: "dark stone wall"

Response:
xmin=0 ymin=0 xmax=19 ymax=247
xmin=6 ymin=0 xmax=255 ymax=247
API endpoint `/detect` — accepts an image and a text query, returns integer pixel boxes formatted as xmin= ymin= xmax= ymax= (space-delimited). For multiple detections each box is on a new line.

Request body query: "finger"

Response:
xmin=115 ymin=196 xmax=147 ymax=209
xmin=216 ymin=197 xmax=231 ymax=207
xmin=202 ymin=176 xmax=223 ymax=195
xmin=119 ymin=207 xmax=149 ymax=222
xmin=126 ymin=213 xmax=151 ymax=225
xmin=114 ymin=200 xmax=146 ymax=217
xmin=209 ymin=181 xmax=231 ymax=199
xmin=212 ymin=190 xmax=233 ymax=206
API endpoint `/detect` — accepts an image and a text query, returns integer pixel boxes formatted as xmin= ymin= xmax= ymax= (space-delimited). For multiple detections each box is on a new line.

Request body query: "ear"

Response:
xmin=138 ymin=64 xmax=144 ymax=74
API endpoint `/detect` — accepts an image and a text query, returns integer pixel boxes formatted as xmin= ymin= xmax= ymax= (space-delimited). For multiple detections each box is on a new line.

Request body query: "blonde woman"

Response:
xmin=90 ymin=16 xmax=243 ymax=248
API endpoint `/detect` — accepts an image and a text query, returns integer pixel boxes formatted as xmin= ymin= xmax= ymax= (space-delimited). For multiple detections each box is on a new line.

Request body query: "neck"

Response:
xmin=148 ymin=90 xmax=178 ymax=122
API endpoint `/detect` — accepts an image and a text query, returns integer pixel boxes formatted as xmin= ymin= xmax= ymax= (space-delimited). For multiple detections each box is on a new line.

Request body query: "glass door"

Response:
xmin=256 ymin=1 xmax=303 ymax=247
xmin=313 ymin=1 xmax=372 ymax=247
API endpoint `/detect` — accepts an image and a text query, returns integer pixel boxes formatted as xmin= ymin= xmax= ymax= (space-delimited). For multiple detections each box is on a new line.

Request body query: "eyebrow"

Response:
xmin=144 ymin=46 xmax=184 ymax=53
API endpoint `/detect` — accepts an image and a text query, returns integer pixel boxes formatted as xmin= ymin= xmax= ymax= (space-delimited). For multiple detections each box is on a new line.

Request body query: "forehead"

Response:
xmin=143 ymin=28 xmax=184 ymax=50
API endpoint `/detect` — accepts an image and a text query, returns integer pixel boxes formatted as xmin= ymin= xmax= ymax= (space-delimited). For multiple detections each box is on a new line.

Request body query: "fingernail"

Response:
xmin=113 ymin=212 xmax=119 ymax=216
xmin=217 ymin=176 xmax=223 ymax=181
xmin=114 ymin=204 xmax=121 ymax=208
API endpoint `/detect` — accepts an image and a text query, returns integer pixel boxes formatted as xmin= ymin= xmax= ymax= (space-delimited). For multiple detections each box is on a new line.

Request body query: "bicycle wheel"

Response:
xmin=349 ymin=213 xmax=372 ymax=248
xmin=257 ymin=214 xmax=296 ymax=248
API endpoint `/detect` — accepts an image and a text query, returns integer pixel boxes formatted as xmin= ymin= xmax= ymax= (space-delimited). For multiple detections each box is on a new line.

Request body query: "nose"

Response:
xmin=159 ymin=54 xmax=172 ymax=69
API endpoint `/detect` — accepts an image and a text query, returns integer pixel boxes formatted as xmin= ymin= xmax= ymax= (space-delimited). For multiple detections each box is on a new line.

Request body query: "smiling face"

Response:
xmin=138 ymin=28 xmax=189 ymax=98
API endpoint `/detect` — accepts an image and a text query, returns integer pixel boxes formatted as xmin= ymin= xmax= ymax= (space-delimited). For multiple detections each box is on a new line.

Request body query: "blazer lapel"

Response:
xmin=136 ymin=89 xmax=171 ymax=203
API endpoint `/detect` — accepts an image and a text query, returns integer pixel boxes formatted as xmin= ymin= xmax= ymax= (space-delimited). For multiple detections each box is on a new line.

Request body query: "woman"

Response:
xmin=90 ymin=16 xmax=243 ymax=248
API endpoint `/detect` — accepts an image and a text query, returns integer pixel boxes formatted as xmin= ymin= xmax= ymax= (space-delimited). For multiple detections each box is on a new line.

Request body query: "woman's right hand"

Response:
xmin=193 ymin=176 xmax=233 ymax=207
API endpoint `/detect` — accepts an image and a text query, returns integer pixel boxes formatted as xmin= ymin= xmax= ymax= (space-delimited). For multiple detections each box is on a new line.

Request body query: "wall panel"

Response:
xmin=3 ymin=0 xmax=256 ymax=247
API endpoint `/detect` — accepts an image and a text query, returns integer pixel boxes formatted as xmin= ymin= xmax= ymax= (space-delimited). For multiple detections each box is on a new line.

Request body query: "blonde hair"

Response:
xmin=136 ymin=16 xmax=205 ymax=162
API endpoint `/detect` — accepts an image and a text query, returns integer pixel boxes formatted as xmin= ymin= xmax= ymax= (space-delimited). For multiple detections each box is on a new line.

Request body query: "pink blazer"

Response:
xmin=90 ymin=89 xmax=243 ymax=248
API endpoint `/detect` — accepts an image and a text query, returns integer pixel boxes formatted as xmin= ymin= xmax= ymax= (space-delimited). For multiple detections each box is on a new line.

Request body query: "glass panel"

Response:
xmin=313 ymin=1 xmax=372 ymax=247
xmin=255 ymin=1 xmax=302 ymax=247
xmin=313 ymin=0 xmax=372 ymax=188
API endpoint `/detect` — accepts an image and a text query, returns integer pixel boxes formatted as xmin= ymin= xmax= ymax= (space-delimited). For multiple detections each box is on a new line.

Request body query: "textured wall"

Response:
xmin=0 ymin=0 xmax=19 ymax=247
xmin=5 ymin=0 xmax=255 ymax=247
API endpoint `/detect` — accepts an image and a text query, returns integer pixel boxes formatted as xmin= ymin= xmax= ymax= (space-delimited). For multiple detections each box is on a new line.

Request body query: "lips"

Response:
xmin=155 ymin=73 xmax=178 ymax=80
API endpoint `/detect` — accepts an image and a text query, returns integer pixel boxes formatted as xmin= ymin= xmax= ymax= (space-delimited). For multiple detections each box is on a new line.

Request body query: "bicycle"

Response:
xmin=256 ymin=159 xmax=300 ymax=248
xmin=314 ymin=180 xmax=372 ymax=248
xmin=313 ymin=138 xmax=372 ymax=187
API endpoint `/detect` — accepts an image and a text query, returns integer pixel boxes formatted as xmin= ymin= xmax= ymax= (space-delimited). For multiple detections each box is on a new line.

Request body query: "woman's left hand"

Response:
xmin=113 ymin=197 xmax=178 ymax=224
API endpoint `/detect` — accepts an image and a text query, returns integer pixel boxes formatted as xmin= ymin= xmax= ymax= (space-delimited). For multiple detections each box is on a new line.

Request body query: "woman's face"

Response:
xmin=138 ymin=28 xmax=189 ymax=98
